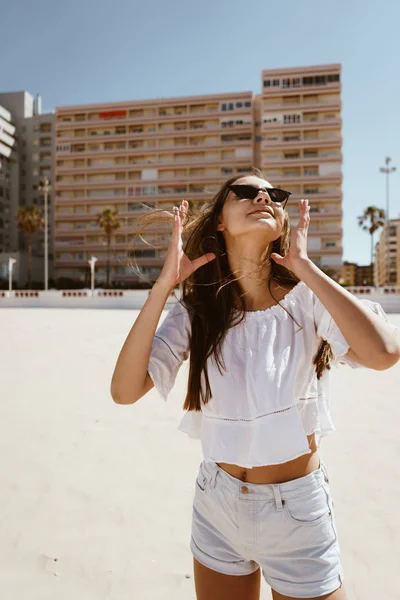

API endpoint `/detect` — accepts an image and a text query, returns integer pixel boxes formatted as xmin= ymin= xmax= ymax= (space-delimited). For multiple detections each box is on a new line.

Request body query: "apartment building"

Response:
xmin=32 ymin=62 xmax=343 ymax=287
xmin=341 ymin=261 xmax=356 ymax=286
xmin=0 ymin=91 xmax=55 ymax=286
xmin=374 ymin=219 xmax=400 ymax=285
xmin=259 ymin=64 xmax=342 ymax=274
xmin=0 ymin=103 xmax=17 ymax=256
xmin=54 ymin=92 xmax=254 ymax=285
xmin=340 ymin=261 xmax=374 ymax=286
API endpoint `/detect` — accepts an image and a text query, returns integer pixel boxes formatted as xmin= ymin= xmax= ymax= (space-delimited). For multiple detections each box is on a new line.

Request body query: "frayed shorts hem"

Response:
xmin=191 ymin=534 xmax=344 ymax=597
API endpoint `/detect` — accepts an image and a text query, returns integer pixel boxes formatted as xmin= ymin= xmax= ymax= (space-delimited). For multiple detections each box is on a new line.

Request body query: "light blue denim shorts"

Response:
xmin=190 ymin=459 xmax=344 ymax=598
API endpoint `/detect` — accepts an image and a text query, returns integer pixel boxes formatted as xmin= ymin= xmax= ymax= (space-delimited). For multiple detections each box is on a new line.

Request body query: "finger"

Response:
xmin=172 ymin=206 xmax=180 ymax=236
xmin=297 ymin=199 xmax=310 ymax=227
xmin=179 ymin=200 xmax=187 ymax=221
xmin=270 ymin=253 xmax=284 ymax=264
xmin=191 ymin=253 xmax=216 ymax=271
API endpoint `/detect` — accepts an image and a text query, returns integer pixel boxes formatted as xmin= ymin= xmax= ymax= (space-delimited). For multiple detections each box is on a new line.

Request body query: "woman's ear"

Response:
xmin=217 ymin=220 xmax=225 ymax=232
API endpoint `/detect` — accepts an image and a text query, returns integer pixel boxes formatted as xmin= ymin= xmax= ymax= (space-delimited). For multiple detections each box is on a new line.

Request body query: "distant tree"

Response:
xmin=96 ymin=208 xmax=121 ymax=287
xmin=357 ymin=206 xmax=386 ymax=272
xmin=15 ymin=206 xmax=44 ymax=289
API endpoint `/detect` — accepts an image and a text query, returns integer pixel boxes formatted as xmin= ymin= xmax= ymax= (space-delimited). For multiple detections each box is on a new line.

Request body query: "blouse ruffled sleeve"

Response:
xmin=313 ymin=294 xmax=400 ymax=368
xmin=147 ymin=300 xmax=191 ymax=401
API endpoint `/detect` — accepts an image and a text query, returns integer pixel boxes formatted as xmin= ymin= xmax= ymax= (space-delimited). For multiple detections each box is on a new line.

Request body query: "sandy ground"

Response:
xmin=0 ymin=307 xmax=400 ymax=600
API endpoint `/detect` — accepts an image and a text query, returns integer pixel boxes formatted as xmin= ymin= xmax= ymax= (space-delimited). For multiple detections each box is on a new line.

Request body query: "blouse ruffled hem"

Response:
xmin=177 ymin=397 xmax=335 ymax=468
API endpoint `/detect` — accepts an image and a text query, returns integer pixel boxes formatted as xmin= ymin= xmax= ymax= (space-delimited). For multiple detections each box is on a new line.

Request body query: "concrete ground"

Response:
xmin=0 ymin=307 xmax=399 ymax=600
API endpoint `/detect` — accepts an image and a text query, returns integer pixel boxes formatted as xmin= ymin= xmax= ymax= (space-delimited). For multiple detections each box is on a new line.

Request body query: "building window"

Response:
xmin=244 ymin=101 xmax=251 ymax=107
xmin=302 ymin=74 xmax=337 ymax=86
xmin=263 ymin=80 xmax=271 ymax=87
xmin=273 ymin=79 xmax=280 ymax=86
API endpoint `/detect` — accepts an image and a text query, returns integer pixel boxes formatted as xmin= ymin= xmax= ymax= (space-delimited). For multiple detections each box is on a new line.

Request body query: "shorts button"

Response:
xmin=241 ymin=486 xmax=249 ymax=494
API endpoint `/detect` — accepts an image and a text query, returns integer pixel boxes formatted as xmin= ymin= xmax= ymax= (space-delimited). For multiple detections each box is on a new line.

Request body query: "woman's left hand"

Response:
xmin=270 ymin=198 xmax=311 ymax=273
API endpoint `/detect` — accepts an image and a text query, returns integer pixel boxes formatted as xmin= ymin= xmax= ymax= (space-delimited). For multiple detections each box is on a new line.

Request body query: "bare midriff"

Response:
xmin=216 ymin=433 xmax=319 ymax=484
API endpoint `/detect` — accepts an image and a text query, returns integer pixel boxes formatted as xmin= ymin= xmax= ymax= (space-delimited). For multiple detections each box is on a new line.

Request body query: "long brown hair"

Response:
xmin=135 ymin=170 xmax=334 ymax=412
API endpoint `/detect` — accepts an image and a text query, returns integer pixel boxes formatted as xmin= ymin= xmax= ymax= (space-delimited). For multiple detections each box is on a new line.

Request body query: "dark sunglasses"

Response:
xmin=228 ymin=184 xmax=292 ymax=206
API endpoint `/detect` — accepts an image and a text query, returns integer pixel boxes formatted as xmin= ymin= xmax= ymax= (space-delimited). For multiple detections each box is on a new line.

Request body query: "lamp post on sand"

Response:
xmin=379 ymin=157 xmax=396 ymax=285
xmin=38 ymin=177 xmax=51 ymax=291
xmin=88 ymin=256 xmax=98 ymax=296
xmin=8 ymin=257 xmax=16 ymax=293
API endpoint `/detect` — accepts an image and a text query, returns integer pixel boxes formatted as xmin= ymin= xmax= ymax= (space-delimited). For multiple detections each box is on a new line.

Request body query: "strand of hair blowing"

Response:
xmin=175 ymin=175 xmax=334 ymax=412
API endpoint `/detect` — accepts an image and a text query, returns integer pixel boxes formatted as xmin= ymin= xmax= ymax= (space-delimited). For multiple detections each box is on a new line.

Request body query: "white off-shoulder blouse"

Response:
xmin=147 ymin=281 xmax=399 ymax=468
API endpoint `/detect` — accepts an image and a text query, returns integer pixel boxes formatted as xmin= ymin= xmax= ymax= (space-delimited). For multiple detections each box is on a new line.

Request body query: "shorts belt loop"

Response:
xmin=272 ymin=485 xmax=283 ymax=511
xmin=210 ymin=466 xmax=218 ymax=489
xmin=320 ymin=460 xmax=329 ymax=484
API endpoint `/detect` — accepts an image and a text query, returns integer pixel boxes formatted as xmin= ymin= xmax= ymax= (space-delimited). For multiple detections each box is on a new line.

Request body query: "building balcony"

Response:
xmin=261 ymin=153 xmax=342 ymax=166
xmin=56 ymin=123 xmax=252 ymax=143
xmin=263 ymin=99 xmax=341 ymax=112
xmin=261 ymin=137 xmax=341 ymax=150
xmin=261 ymin=81 xmax=340 ymax=97
xmin=307 ymin=225 xmax=343 ymax=235
xmin=308 ymin=245 xmax=343 ymax=256
xmin=55 ymin=172 xmax=235 ymax=192
xmin=55 ymin=256 xmax=164 ymax=268
xmin=285 ymin=191 xmax=343 ymax=201
xmin=55 ymin=155 xmax=250 ymax=174
xmin=54 ymin=240 xmax=160 ymax=251
xmin=54 ymin=189 xmax=218 ymax=206
xmin=259 ymin=173 xmax=342 ymax=185
xmin=55 ymin=105 xmax=252 ymax=130
xmin=287 ymin=208 xmax=342 ymax=218
xmin=56 ymin=137 xmax=252 ymax=158
xmin=261 ymin=118 xmax=341 ymax=131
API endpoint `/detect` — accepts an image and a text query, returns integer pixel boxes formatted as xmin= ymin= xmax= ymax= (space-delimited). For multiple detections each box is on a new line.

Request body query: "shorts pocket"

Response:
xmin=283 ymin=484 xmax=332 ymax=527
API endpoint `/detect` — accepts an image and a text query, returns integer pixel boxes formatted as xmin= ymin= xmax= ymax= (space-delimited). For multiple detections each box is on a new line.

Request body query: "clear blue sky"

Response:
xmin=2 ymin=0 xmax=399 ymax=266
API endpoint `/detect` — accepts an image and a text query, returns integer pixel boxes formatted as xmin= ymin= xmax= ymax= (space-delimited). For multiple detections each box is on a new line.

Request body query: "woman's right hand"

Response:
xmin=156 ymin=199 xmax=216 ymax=290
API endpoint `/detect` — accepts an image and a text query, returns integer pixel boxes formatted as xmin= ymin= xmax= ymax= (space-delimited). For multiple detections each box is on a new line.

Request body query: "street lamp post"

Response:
xmin=379 ymin=157 xmax=396 ymax=285
xmin=8 ymin=257 xmax=16 ymax=293
xmin=88 ymin=256 xmax=98 ymax=296
xmin=38 ymin=177 xmax=51 ymax=291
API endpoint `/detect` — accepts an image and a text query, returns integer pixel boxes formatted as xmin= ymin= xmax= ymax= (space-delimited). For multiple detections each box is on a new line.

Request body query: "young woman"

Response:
xmin=111 ymin=172 xmax=400 ymax=600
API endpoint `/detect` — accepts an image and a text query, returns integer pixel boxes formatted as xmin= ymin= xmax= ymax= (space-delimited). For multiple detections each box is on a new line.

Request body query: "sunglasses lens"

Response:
xmin=230 ymin=185 xmax=258 ymax=200
xmin=268 ymin=189 xmax=288 ymax=204
xmin=229 ymin=185 xmax=290 ymax=204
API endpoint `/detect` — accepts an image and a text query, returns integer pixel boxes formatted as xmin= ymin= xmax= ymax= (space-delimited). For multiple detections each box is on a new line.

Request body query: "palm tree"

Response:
xmin=96 ymin=208 xmax=121 ymax=287
xmin=357 ymin=206 xmax=386 ymax=279
xmin=15 ymin=206 xmax=44 ymax=289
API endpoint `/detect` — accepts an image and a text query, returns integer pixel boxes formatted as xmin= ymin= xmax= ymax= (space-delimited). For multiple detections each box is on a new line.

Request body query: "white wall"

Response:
xmin=307 ymin=237 xmax=321 ymax=250
xmin=319 ymin=162 xmax=342 ymax=176
xmin=321 ymin=255 xmax=342 ymax=266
